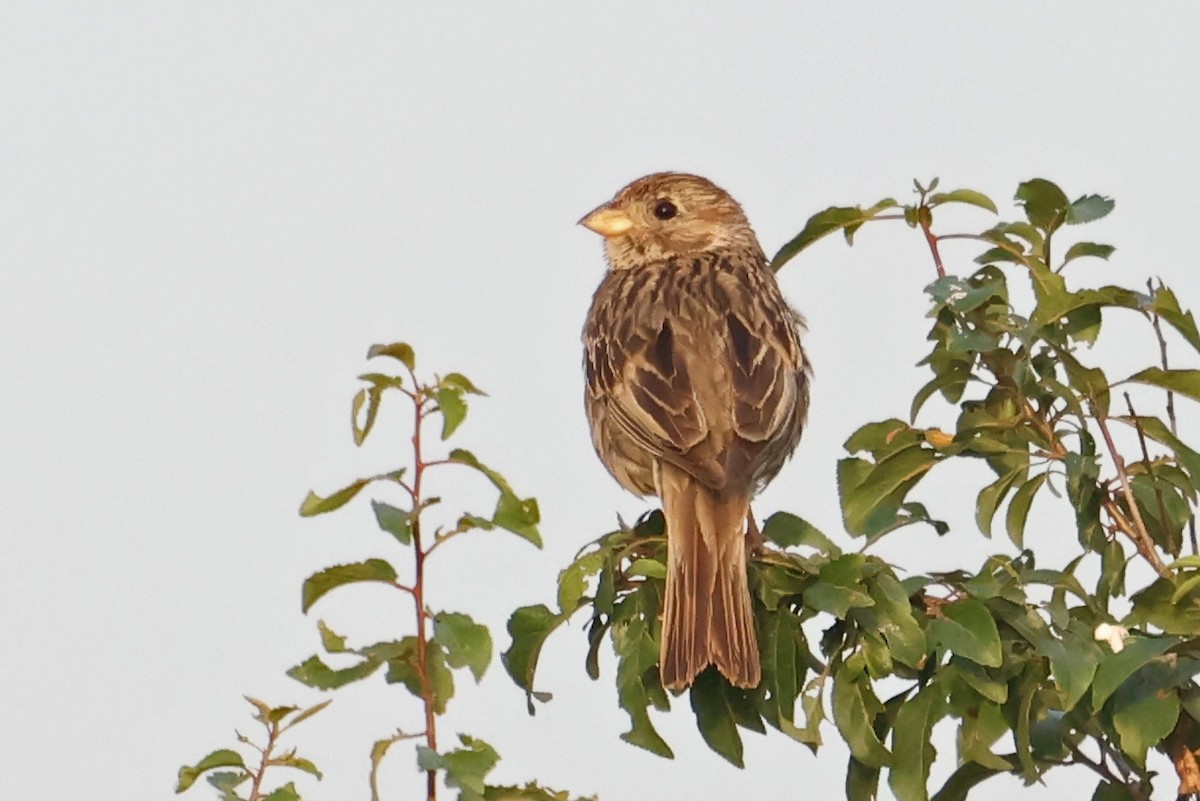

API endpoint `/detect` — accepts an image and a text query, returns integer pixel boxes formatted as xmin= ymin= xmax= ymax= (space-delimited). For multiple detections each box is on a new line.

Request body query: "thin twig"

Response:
xmin=1124 ymin=393 xmax=1177 ymax=555
xmin=1094 ymin=410 xmax=1170 ymax=577
xmin=1146 ymin=279 xmax=1196 ymax=554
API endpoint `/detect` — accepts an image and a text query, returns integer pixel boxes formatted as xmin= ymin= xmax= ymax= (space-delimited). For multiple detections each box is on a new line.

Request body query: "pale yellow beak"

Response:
xmin=578 ymin=204 xmax=633 ymax=238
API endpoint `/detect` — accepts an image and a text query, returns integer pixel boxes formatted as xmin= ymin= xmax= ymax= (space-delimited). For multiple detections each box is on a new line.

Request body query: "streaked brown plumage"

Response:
xmin=579 ymin=173 xmax=809 ymax=690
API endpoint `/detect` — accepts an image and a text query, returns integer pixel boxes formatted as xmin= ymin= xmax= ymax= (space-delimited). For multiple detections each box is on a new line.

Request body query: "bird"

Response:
xmin=579 ymin=172 xmax=810 ymax=691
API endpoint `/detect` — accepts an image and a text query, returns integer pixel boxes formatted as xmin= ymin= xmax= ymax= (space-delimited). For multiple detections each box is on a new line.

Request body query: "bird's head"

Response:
xmin=579 ymin=173 xmax=763 ymax=270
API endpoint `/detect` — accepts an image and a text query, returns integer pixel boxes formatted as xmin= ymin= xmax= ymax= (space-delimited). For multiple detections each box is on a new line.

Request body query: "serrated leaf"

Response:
xmin=299 ymin=479 xmax=370 ymax=517
xmin=351 ymin=386 xmax=382 ymax=446
xmin=493 ymin=493 xmax=543 ymax=547
xmin=770 ymin=199 xmax=897 ymax=272
xmin=434 ymin=612 xmax=493 ymax=682
xmin=176 ymin=750 xmax=247 ymax=792
xmin=1067 ymin=194 xmax=1115 ymax=225
xmin=435 ymin=387 xmax=467 ymax=440
xmin=502 ymin=604 xmax=567 ymax=713
xmin=272 ymin=754 xmax=323 ymax=780
xmin=1121 ymin=368 xmax=1200 ymax=404
xmin=287 ymin=653 xmax=383 ymax=689
xmin=450 ymin=449 xmax=543 ymax=547
xmin=929 ymin=188 xmax=998 ymax=214
xmin=889 ymin=683 xmax=944 ymax=801
xmin=931 ymin=599 xmax=1002 ymax=667
xmin=367 ymin=342 xmax=415 ymax=371
xmin=371 ymin=500 xmax=412 ymax=545
xmin=441 ymin=372 xmax=486 ymax=395
xmin=441 ymin=734 xmax=500 ymax=796
xmin=301 ymin=559 xmax=397 ymax=613
xmin=260 ymin=783 xmax=300 ymax=801
xmin=1149 ymin=284 xmax=1200 ymax=354
xmin=1062 ymin=242 xmax=1115 ymax=266
xmin=556 ymin=549 xmax=605 ymax=614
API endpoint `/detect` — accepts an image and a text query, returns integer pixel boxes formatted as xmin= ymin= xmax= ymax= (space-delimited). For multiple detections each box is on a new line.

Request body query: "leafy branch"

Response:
xmin=511 ymin=178 xmax=1200 ymax=801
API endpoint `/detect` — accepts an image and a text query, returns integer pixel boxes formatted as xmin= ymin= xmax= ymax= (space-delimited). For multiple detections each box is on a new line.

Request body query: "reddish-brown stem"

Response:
xmin=919 ymin=210 xmax=945 ymax=278
xmin=410 ymin=392 xmax=438 ymax=801
xmin=246 ymin=720 xmax=279 ymax=801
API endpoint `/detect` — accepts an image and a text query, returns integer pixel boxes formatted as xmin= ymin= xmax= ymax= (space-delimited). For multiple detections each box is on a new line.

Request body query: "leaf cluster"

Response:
xmin=511 ymin=180 xmax=1200 ymax=801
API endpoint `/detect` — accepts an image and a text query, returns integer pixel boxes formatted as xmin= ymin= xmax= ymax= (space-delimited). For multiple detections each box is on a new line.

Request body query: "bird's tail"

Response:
xmin=658 ymin=461 xmax=760 ymax=690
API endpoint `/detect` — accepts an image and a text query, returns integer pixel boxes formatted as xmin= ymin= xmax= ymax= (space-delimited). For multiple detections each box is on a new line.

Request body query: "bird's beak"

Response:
xmin=578 ymin=204 xmax=633 ymax=238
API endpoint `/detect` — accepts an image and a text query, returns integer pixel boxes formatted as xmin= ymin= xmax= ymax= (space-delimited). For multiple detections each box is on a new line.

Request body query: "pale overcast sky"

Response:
xmin=4 ymin=3 xmax=1200 ymax=800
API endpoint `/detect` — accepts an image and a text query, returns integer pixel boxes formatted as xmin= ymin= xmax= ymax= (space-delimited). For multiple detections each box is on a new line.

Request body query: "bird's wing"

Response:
xmin=718 ymin=259 xmax=808 ymax=448
xmin=584 ymin=265 xmax=721 ymax=486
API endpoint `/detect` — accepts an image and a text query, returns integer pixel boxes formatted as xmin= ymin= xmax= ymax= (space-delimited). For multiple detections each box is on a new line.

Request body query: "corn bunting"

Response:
xmin=580 ymin=173 xmax=809 ymax=690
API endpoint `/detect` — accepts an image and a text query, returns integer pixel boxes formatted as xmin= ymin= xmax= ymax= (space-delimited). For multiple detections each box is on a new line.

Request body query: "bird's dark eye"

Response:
xmin=652 ymin=200 xmax=678 ymax=220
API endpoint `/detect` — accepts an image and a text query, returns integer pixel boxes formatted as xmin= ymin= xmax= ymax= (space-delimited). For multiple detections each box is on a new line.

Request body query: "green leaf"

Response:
xmin=441 ymin=734 xmax=501 ymax=797
xmin=838 ymin=446 xmax=938 ymax=537
xmin=441 ymin=372 xmax=486 ymax=395
xmin=351 ymin=385 xmax=382 ymax=446
xmin=1091 ymin=635 xmax=1180 ymax=709
xmin=689 ymin=670 xmax=745 ymax=768
xmin=867 ymin=572 xmax=927 ymax=669
xmin=1015 ymin=179 xmax=1070 ymax=232
xmin=1120 ymin=367 xmax=1200 ymax=404
xmin=284 ymin=699 xmax=332 ymax=729
xmin=299 ymin=479 xmax=370 ymax=517
xmin=1111 ymin=664 xmax=1181 ymax=766
xmin=931 ymin=599 xmax=1002 ymax=667
xmin=301 ymin=559 xmax=398 ymax=613
xmin=1039 ymin=624 xmax=1102 ymax=710
xmin=371 ymin=500 xmax=412 ymax=545
xmin=627 ymin=558 xmax=666 ymax=579
xmin=493 ymin=493 xmax=543 ymax=547
xmin=556 ymin=549 xmax=606 ymax=614
xmin=502 ymin=604 xmax=568 ymax=713
xmin=975 ymin=469 xmax=1024 ymax=538
xmin=450 ymin=449 xmax=543 ymax=547
xmin=286 ymin=652 xmax=383 ymax=689
xmin=272 ymin=753 xmax=323 ymax=780
xmin=1062 ymin=242 xmax=1115 ymax=266
xmin=1148 ymin=284 xmax=1200 ymax=354
xmin=177 ymin=750 xmax=247 ymax=792
xmin=931 ymin=762 xmax=1006 ymax=801
xmin=929 ymin=188 xmax=998 ymax=214
xmin=770 ymin=199 xmax=897 ymax=272
xmin=1005 ymin=473 xmax=1047 ymax=550
xmin=260 ymin=783 xmax=300 ymax=801
xmin=805 ymin=580 xmax=874 ymax=618
xmin=435 ymin=388 xmax=467 ymax=440
xmin=832 ymin=666 xmax=892 ymax=767
xmin=367 ymin=342 xmax=415 ymax=371
xmin=386 ymin=639 xmax=455 ymax=714
xmin=761 ymin=512 xmax=842 ymax=555
xmin=1067 ymin=194 xmax=1115 ymax=224
xmin=434 ymin=612 xmax=493 ymax=682
xmin=889 ymin=683 xmax=944 ymax=801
